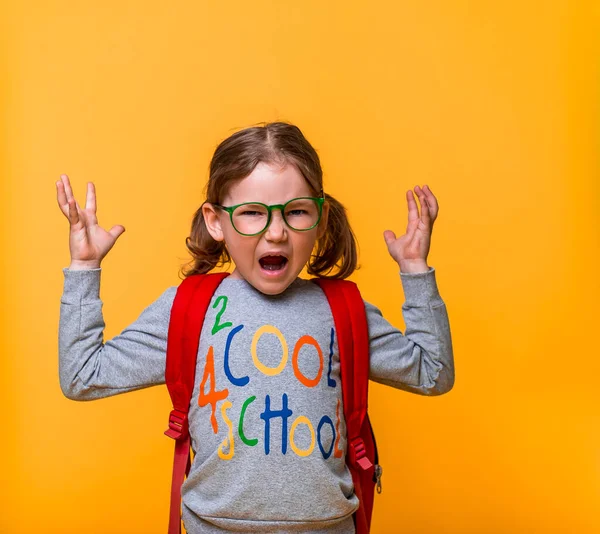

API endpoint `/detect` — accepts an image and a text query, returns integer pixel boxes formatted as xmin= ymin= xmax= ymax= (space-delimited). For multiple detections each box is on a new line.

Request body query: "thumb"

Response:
xmin=383 ymin=230 xmax=396 ymax=247
xmin=109 ymin=225 xmax=126 ymax=240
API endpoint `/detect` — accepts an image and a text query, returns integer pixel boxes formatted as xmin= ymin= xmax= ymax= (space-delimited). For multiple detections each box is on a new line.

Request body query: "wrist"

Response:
xmin=69 ymin=259 xmax=101 ymax=270
xmin=399 ymin=259 xmax=429 ymax=274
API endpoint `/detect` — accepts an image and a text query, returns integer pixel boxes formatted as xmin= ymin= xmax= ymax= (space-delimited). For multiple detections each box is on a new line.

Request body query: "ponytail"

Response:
xmin=307 ymin=193 xmax=359 ymax=279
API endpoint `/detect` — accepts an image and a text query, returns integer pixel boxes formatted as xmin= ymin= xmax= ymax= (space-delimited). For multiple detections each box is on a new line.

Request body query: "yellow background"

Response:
xmin=1 ymin=1 xmax=598 ymax=533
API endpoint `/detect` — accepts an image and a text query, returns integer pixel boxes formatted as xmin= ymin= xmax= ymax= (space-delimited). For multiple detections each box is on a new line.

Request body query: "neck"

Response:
xmin=228 ymin=268 xmax=244 ymax=280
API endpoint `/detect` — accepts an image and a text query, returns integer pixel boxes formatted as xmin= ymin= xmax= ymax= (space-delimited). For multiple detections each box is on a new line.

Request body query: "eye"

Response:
xmin=287 ymin=209 xmax=308 ymax=216
xmin=235 ymin=204 xmax=268 ymax=217
xmin=240 ymin=210 xmax=263 ymax=216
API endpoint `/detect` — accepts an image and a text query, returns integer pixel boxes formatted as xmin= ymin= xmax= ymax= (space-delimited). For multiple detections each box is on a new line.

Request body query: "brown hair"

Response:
xmin=180 ymin=121 xmax=359 ymax=280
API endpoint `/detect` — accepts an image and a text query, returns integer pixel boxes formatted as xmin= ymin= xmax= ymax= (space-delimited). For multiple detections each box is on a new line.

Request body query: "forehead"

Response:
xmin=223 ymin=161 xmax=314 ymax=204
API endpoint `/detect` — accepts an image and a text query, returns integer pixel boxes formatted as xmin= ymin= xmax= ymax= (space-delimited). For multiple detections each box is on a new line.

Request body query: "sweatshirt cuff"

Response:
xmin=399 ymin=266 xmax=442 ymax=306
xmin=61 ymin=267 xmax=102 ymax=303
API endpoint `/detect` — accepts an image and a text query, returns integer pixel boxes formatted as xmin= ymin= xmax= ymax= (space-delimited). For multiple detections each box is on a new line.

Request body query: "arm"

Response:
xmin=366 ymin=266 xmax=455 ymax=396
xmin=58 ymin=267 xmax=177 ymax=401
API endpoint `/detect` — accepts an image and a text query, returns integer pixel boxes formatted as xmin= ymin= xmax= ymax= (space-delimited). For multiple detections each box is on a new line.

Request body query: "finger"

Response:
xmin=419 ymin=185 xmax=439 ymax=218
xmin=86 ymin=182 xmax=96 ymax=211
xmin=406 ymin=189 xmax=420 ymax=224
xmin=383 ymin=229 xmax=396 ymax=246
xmin=61 ymin=174 xmax=85 ymax=224
xmin=60 ymin=174 xmax=75 ymax=204
xmin=84 ymin=182 xmax=99 ymax=225
xmin=421 ymin=184 xmax=437 ymax=208
xmin=414 ymin=185 xmax=435 ymax=223
xmin=414 ymin=187 xmax=431 ymax=226
xmin=56 ymin=180 xmax=69 ymax=217
xmin=67 ymin=197 xmax=80 ymax=226
xmin=109 ymin=225 xmax=126 ymax=239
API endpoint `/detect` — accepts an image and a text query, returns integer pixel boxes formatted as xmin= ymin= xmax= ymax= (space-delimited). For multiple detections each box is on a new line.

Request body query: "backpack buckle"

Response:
xmin=164 ymin=409 xmax=189 ymax=440
xmin=349 ymin=437 xmax=373 ymax=471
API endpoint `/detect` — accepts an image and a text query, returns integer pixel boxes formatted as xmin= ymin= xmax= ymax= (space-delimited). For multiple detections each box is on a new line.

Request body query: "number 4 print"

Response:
xmin=198 ymin=345 xmax=229 ymax=434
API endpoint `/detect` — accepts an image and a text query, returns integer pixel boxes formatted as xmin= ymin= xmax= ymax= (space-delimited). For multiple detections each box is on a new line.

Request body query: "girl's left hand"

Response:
xmin=383 ymin=184 xmax=439 ymax=271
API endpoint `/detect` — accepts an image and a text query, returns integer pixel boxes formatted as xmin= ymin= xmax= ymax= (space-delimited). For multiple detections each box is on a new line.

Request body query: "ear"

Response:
xmin=202 ymin=202 xmax=225 ymax=242
xmin=316 ymin=201 xmax=330 ymax=240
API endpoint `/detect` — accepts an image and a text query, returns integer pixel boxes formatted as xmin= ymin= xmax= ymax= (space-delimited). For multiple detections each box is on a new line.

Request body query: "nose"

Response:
xmin=264 ymin=209 xmax=287 ymax=242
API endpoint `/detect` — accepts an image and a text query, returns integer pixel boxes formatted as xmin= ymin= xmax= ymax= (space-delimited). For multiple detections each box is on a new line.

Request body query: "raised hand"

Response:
xmin=56 ymin=174 xmax=126 ymax=269
xmin=383 ymin=184 xmax=439 ymax=273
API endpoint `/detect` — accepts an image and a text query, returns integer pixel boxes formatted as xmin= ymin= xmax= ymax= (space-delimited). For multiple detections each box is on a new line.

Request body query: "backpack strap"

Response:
xmin=164 ymin=272 xmax=229 ymax=534
xmin=311 ymin=278 xmax=375 ymax=533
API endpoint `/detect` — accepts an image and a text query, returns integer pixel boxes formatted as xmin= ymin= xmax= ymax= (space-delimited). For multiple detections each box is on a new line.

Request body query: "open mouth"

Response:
xmin=259 ymin=255 xmax=289 ymax=273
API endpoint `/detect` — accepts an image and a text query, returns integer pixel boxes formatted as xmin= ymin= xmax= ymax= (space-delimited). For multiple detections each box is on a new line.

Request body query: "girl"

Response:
xmin=56 ymin=121 xmax=454 ymax=534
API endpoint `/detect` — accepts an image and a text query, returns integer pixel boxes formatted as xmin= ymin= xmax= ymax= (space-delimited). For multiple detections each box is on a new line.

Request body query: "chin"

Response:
xmin=253 ymin=265 xmax=300 ymax=295
xmin=233 ymin=260 xmax=304 ymax=295
xmin=252 ymin=278 xmax=293 ymax=296
xmin=258 ymin=286 xmax=287 ymax=296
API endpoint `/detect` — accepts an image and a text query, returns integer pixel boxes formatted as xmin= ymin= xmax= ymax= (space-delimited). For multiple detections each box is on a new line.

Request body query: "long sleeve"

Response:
xmin=58 ymin=267 xmax=177 ymax=401
xmin=366 ymin=266 xmax=455 ymax=396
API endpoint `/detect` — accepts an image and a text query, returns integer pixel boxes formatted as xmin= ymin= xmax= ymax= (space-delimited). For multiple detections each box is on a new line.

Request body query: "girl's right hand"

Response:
xmin=56 ymin=174 xmax=126 ymax=269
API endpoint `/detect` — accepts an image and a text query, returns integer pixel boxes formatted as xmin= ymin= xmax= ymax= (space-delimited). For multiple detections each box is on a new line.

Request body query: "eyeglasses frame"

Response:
xmin=212 ymin=195 xmax=325 ymax=236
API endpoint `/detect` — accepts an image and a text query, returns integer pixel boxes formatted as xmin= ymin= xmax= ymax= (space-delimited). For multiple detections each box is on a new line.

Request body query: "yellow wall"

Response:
xmin=2 ymin=1 xmax=598 ymax=532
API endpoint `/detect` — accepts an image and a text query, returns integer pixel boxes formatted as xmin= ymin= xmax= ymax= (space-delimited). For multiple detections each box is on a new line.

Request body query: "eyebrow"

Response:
xmin=223 ymin=196 xmax=314 ymax=206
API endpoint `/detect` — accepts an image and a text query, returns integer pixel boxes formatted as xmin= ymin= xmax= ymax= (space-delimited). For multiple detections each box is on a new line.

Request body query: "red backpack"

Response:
xmin=163 ymin=272 xmax=382 ymax=534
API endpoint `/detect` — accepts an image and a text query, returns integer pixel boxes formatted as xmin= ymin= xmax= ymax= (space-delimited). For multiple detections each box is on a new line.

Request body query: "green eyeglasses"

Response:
xmin=212 ymin=196 xmax=325 ymax=236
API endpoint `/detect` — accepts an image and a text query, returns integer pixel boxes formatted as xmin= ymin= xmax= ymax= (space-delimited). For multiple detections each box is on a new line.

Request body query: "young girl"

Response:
xmin=56 ymin=121 xmax=454 ymax=534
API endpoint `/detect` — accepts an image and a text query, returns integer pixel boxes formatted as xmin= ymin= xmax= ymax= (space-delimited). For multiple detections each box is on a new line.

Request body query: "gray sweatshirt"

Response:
xmin=58 ymin=266 xmax=454 ymax=534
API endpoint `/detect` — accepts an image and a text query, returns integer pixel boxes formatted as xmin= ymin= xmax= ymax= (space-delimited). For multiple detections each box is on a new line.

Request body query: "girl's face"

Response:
xmin=202 ymin=161 xmax=329 ymax=295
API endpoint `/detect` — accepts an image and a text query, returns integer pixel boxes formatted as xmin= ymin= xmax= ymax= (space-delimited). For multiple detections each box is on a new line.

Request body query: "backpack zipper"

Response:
xmin=374 ymin=464 xmax=383 ymax=494
xmin=368 ymin=417 xmax=383 ymax=493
